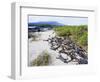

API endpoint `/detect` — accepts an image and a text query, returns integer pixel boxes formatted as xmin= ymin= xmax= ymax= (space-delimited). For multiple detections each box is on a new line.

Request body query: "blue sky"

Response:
xmin=28 ymin=16 xmax=88 ymax=25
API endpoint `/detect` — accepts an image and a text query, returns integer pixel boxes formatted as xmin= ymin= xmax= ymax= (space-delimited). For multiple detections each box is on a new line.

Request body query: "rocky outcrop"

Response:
xmin=46 ymin=36 xmax=88 ymax=64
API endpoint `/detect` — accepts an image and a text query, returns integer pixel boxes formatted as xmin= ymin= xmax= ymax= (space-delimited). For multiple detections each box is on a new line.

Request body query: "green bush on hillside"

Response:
xmin=78 ymin=32 xmax=88 ymax=46
xmin=53 ymin=25 xmax=88 ymax=48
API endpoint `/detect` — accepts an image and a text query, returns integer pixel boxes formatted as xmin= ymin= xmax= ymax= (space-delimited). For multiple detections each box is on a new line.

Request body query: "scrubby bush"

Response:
xmin=31 ymin=51 xmax=51 ymax=66
xmin=53 ymin=25 xmax=88 ymax=48
xmin=54 ymin=26 xmax=72 ymax=37
xmin=78 ymin=32 xmax=88 ymax=46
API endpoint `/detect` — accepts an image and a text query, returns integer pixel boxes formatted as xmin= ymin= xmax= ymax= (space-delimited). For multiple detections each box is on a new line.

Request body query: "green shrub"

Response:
xmin=53 ymin=25 xmax=88 ymax=48
xmin=54 ymin=26 xmax=72 ymax=37
xmin=31 ymin=51 xmax=51 ymax=66
xmin=78 ymin=32 xmax=88 ymax=46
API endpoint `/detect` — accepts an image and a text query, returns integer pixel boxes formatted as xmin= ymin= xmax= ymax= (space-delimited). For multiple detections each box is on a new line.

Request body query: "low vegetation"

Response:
xmin=31 ymin=51 xmax=51 ymax=66
xmin=53 ymin=25 xmax=88 ymax=50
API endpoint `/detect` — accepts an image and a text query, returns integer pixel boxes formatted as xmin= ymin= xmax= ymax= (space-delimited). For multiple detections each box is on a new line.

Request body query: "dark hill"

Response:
xmin=28 ymin=21 xmax=64 ymax=26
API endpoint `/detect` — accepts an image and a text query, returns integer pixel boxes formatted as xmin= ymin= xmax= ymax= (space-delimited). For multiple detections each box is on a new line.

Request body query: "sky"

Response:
xmin=28 ymin=15 xmax=88 ymax=25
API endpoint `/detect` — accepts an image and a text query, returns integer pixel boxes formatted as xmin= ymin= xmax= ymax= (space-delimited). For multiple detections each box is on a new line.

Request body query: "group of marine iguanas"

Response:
xmin=45 ymin=36 xmax=88 ymax=64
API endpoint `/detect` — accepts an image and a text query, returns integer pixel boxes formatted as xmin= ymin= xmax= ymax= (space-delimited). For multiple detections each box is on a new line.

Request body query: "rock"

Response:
xmin=78 ymin=58 xmax=88 ymax=64
xmin=47 ymin=36 xmax=88 ymax=64
xmin=56 ymin=55 xmax=68 ymax=63
xmin=60 ymin=53 xmax=68 ymax=59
